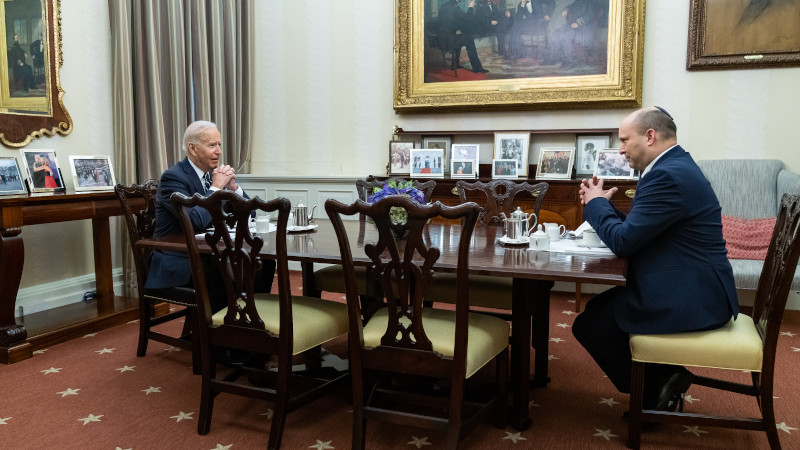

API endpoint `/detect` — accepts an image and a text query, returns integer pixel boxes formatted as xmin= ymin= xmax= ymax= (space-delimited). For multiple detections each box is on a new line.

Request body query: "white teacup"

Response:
xmin=543 ymin=222 xmax=566 ymax=241
xmin=582 ymin=229 xmax=602 ymax=246
xmin=255 ymin=215 xmax=271 ymax=233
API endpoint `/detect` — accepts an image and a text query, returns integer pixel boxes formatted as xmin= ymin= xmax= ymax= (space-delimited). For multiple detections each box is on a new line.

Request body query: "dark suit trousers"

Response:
xmin=199 ymin=257 xmax=277 ymax=314
xmin=572 ymin=287 xmax=683 ymax=404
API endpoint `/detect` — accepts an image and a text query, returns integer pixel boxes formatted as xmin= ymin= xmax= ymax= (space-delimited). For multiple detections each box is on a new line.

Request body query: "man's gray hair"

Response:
xmin=182 ymin=120 xmax=218 ymax=153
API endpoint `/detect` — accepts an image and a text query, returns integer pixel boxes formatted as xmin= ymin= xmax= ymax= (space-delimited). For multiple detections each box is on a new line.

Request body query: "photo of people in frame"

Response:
xmin=451 ymin=158 xmax=476 ymax=178
xmin=21 ymin=150 xmax=64 ymax=191
xmin=492 ymin=158 xmax=519 ymax=179
xmin=594 ymin=148 xmax=634 ymax=178
xmin=71 ymin=156 xmax=116 ymax=191
xmin=0 ymin=157 xmax=27 ymax=195
xmin=575 ymin=135 xmax=610 ymax=176
xmin=535 ymin=147 xmax=574 ymax=180
xmin=410 ymin=149 xmax=445 ymax=178
xmin=390 ymin=141 xmax=414 ymax=175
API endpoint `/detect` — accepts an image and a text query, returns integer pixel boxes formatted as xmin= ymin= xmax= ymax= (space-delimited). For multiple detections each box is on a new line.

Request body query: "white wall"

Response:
xmin=249 ymin=1 xmax=800 ymax=177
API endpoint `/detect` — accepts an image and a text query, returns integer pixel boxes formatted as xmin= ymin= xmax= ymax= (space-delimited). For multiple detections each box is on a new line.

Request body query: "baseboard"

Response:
xmin=15 ymin=268 xmax=125 ymax=317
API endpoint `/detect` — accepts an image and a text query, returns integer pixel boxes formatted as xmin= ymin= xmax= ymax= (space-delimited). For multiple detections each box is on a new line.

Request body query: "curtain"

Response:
xmin=109 ymin=0 xmax=254 ymax=296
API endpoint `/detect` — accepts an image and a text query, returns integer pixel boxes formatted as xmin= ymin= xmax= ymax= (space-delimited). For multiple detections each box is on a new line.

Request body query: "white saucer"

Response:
xmin=498 ymin=235 xmax=529 ymax=245
xmin=287 ymin=223 xmax=318 ymax=232
xmin=575 ymin=240 xmax=607 ymax=248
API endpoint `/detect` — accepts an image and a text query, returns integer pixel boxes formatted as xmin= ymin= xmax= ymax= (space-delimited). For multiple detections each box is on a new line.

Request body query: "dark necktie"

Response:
xmin=203 ymin=172 xmax=212 ymax=193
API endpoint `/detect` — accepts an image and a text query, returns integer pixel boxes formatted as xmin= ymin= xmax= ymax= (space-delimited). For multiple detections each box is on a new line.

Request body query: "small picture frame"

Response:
xmin=389 ymin=140 xmax=415 ymax=175
xmin=535 ymin=147 xmax=575 ymax=180
xmin=575 ymin=134 xmax=611 ymax=176
xmin=451 ymin=159 xmax=476 ymax=179
xmin=494 ymin=132 xmax=529 ymax=177
xmin=594 ymin=148 xmax=636 ymax=179
xmin=69 ymin=155 xmax=117 ymax=191
xmin=451 ymin=144 xmax=479 ymax=162
xmin=492 ymin=159 xmax=519 ymax=179
xmin=20 ymin=150 xmax=65 ymax=192
xmin=423 ymin=136 xmax=451 ymax=153
xmin=0 ymin=157 xmax=28 ymax=195
xmin=410 ymin=149 xmax=445 ymax=178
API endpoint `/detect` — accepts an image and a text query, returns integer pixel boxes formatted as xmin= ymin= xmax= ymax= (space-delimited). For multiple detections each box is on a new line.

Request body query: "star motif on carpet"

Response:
xmin=562 ymin=310 xmax=576 ymax=315
xmin=598 ymin=397 xmax=620 ymax=407
xmin=567 ymin=299 xmax=576 ymax=303
xmin=141 ymin=386 xmax=161 ymax=395
xmin=555 ymin=322 xmax=570 ymax=328
xmin=258 ymin=409 xmax=274 ymax=420
xmin=115 ymin=447 xmax=131 ymax=450
xmin=116 ymin=365 xmax=136 ymax=373
xmin=683 ymin=394 xmax=699 ymax=404
xmin=170 ymin=411 xmax=194 ymax=422
xmin=548 ymin=354 xmax=558 ymax=360
xmin=95 ymin=348 xmax=115 ymax=355
xmin=781 ymin=331 xmax=797 ymax=337
xmin=791 ymin=347 xmax=800 ymax=352
xmin=41 ymin=367 xmax=62 ymax=374
xmin=308 ymin=439 xmax=334 ymax=449
xmin=0 ymin=417 xmax=10 ymax=424
xmin=78 ymin=414 xmax=103 ymax=425
xmin=777 ymin=422 xmax=798 ymax=433
xmin=212 ymin=445 xmax=232 ymax=450
xmin=683 ymin=425 xmax=708 ymax=436
xmin=127 ymin=320 xmax=138 ymax=324
xmin=549 ymin=337 xmax=564 ymax=343
xmin=529 ymin=400 xmax=539 ymax=408
xmin=33 ymin=349 xmax=47 ymax=355
xmin=502 ymin=431 xmax=526 ymax=443
xmin=163 ymin=346 xmax=182 ymax=353
xmin=593 ymin=429 xmax=618 ymax=440
xmin=57 ymin=388 xmax=80 ymax=397
xmin=83 ymin=333 xmax=97 ymax=338
xmin=407 ymin=436 xmax=433 ymax=447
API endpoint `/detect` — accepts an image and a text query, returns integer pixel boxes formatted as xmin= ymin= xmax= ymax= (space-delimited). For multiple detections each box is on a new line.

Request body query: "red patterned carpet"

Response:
xmin=2 ymin=274 xmax=799 ymax=449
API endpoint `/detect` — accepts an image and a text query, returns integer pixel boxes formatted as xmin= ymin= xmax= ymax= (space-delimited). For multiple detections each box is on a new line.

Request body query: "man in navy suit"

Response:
xmin=572 ymin=107 xmax=738 ymax=412
xmin=146 ymin=120 xmax=274 ymax=312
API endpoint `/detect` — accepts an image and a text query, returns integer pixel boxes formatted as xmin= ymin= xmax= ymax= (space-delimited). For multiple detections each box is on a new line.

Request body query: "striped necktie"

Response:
xmin=203 ymin=172 xmax=212 ymax=193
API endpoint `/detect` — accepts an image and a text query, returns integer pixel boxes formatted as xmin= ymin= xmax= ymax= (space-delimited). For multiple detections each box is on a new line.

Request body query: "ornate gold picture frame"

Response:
xmin=687 ymin=0 xmax=800 ymax=70
xmin=394 ymin=0 xmax=646 ymax=112
xmin=0 ymin=0 xmax=72 ymax=147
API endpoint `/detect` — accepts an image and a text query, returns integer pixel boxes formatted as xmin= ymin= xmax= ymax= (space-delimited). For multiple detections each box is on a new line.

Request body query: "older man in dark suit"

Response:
xmin=573 ymin=107 xmax=739 ymax=413
xmin=146 ymin=120 xmax=273 ymax=312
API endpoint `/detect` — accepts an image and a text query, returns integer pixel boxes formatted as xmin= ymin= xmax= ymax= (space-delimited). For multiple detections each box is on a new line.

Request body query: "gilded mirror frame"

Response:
xmin=0 ymin=0 xmax=72 ymax=147
xmin=394 ymin=0 xmax=646 ymax=112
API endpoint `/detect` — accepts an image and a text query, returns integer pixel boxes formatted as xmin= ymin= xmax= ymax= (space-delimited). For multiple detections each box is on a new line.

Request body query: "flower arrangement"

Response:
xmin=367 ymin=179 xmax=425 ymax=226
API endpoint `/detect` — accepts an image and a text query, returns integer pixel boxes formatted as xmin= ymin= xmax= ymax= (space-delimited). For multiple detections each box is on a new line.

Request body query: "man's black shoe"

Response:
xmin=651 ymin=368 xmax=693 ymax=411
xmin=473 ymin=68 xmax=489 ymax=73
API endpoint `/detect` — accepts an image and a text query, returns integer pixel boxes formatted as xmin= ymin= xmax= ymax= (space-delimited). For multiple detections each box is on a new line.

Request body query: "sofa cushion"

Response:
xmin=721 ymin=215 xmax=775 ymax=260
xmin=697 ymin=159 xmax=784 ymax=219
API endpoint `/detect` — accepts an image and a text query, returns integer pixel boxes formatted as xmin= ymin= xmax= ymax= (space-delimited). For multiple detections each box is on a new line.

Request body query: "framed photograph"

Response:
xmin=394 ymin=0 xmax=646 ymax=112
xmin=20 ymin=150 xmax=64 ymax=192
xmin=389 ymin=140 xmax=414 ymax=175
xmin=1 ymin=0 xmax=73 ymax=147
xmin=451 ymin=159 xmax=476 ymax=179
xmin=594 ymin=148 xmax=635 ymax=179
xmin=687 ymin=0 xmax=800 ymax=70
xmin=535 ymin=148 xmax=575 ymax=180
xmin=494 ymin=133 xmax=529 ymax=177
xmin=575 ymin=134 xmax=612 ymax=176
xmin=410 ymin=149 xmax=444 ymax=178
xmin=69 ymin=156 xmax=117 ymax=191
xmin=0 ymin=157 xmax=27 ymax=195
xmin=423 ymin=136 xmax=451 ymax=153
xmin=492 ymin=159 xmax=519 ymax=179
xmin=451 ymin=144 xmax=479 ymax=163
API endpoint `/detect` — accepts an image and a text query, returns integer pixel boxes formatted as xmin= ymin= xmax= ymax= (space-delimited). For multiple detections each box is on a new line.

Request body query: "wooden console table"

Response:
xmin=0 ymin=192 xmax=142 ymax=364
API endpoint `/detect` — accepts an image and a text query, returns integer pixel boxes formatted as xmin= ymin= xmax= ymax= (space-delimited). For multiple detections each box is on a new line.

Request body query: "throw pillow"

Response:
xmin=721 ymin=215 xmax=776 ymax=260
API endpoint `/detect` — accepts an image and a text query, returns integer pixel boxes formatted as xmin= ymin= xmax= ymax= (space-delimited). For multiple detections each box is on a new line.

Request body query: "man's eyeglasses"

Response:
xmin=654 ymin=106 xmax=673 ymax=121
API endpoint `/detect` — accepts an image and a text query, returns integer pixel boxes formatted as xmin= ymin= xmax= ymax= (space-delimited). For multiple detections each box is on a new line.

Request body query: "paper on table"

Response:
xmin=195 ymin=223 xmax=276 ymax=238
xmin=573 ymin=221 xmax=594 ymax=237
xmin=548 ymin=238 xmax=614 ymax=255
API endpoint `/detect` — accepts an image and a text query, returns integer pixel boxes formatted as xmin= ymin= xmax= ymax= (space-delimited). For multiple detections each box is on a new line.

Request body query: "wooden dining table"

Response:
xmin=138 ymin=218 xmax=627 ymax=430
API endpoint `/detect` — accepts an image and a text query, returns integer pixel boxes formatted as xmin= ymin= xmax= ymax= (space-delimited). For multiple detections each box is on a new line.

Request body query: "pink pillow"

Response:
xmin=721 ymin=215 xmax=776 ymax=260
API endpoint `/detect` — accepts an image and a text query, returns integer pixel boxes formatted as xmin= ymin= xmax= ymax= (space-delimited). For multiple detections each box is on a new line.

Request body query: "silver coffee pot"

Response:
xmin=291 ymin=202 xmax=316 ymax=227
xmin=500 ymin=207 xmax=537 ymax=241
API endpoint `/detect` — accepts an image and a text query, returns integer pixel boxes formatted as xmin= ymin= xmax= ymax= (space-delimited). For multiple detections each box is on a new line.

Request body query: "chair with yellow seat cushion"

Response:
xmin=172 ymin=191 xmax=349 ymax=450
xmin=627 ymin=193 xmax=800 ymax=450
xmin=326 ymin=196 xmax=509 ymax=450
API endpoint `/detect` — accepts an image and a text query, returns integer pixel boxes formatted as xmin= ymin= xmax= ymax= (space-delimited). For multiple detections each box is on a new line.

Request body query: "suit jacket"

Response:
xmin=145 ymin=157 xmax=247 ymax=289
xmin=583 ymin=146 xmax=738 ymax=334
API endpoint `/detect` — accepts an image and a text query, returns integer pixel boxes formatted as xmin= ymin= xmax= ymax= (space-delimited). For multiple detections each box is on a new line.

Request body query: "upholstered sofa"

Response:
xmin=697 ymin=159 xmax=800 ymax=291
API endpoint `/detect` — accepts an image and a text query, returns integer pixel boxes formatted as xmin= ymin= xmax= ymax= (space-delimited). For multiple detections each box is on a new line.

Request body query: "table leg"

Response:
xmin=92 ymin=217 xmax=114 ymax=315
xmin=300 ymin=261 xmax=319 ymax=297
xmin=531 ymin=280 xmax=554 ymax=388
xmin=0 ymin=228 xmax=32 ymax=364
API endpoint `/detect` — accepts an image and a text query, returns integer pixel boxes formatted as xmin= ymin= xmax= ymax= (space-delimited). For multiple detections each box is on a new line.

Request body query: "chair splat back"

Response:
xmin=171 ymin=191 xmax=291 ymax=330
xmin=115 ymin=179 xmax=158 ymax=285
xmin=456 ymin=179 xmax=548 ymax=226
xmin=752 ymin=194 xmax=800 ymax=356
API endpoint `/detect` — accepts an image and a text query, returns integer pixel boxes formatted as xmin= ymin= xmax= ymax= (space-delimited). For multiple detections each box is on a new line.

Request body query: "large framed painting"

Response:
xmin=687 ymin=0 xmax=800 ymax=70
xmin=0 ymin=0 xmax=72 ymax=147
xmin=394 ymin=0 xmax=646 ymax=112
